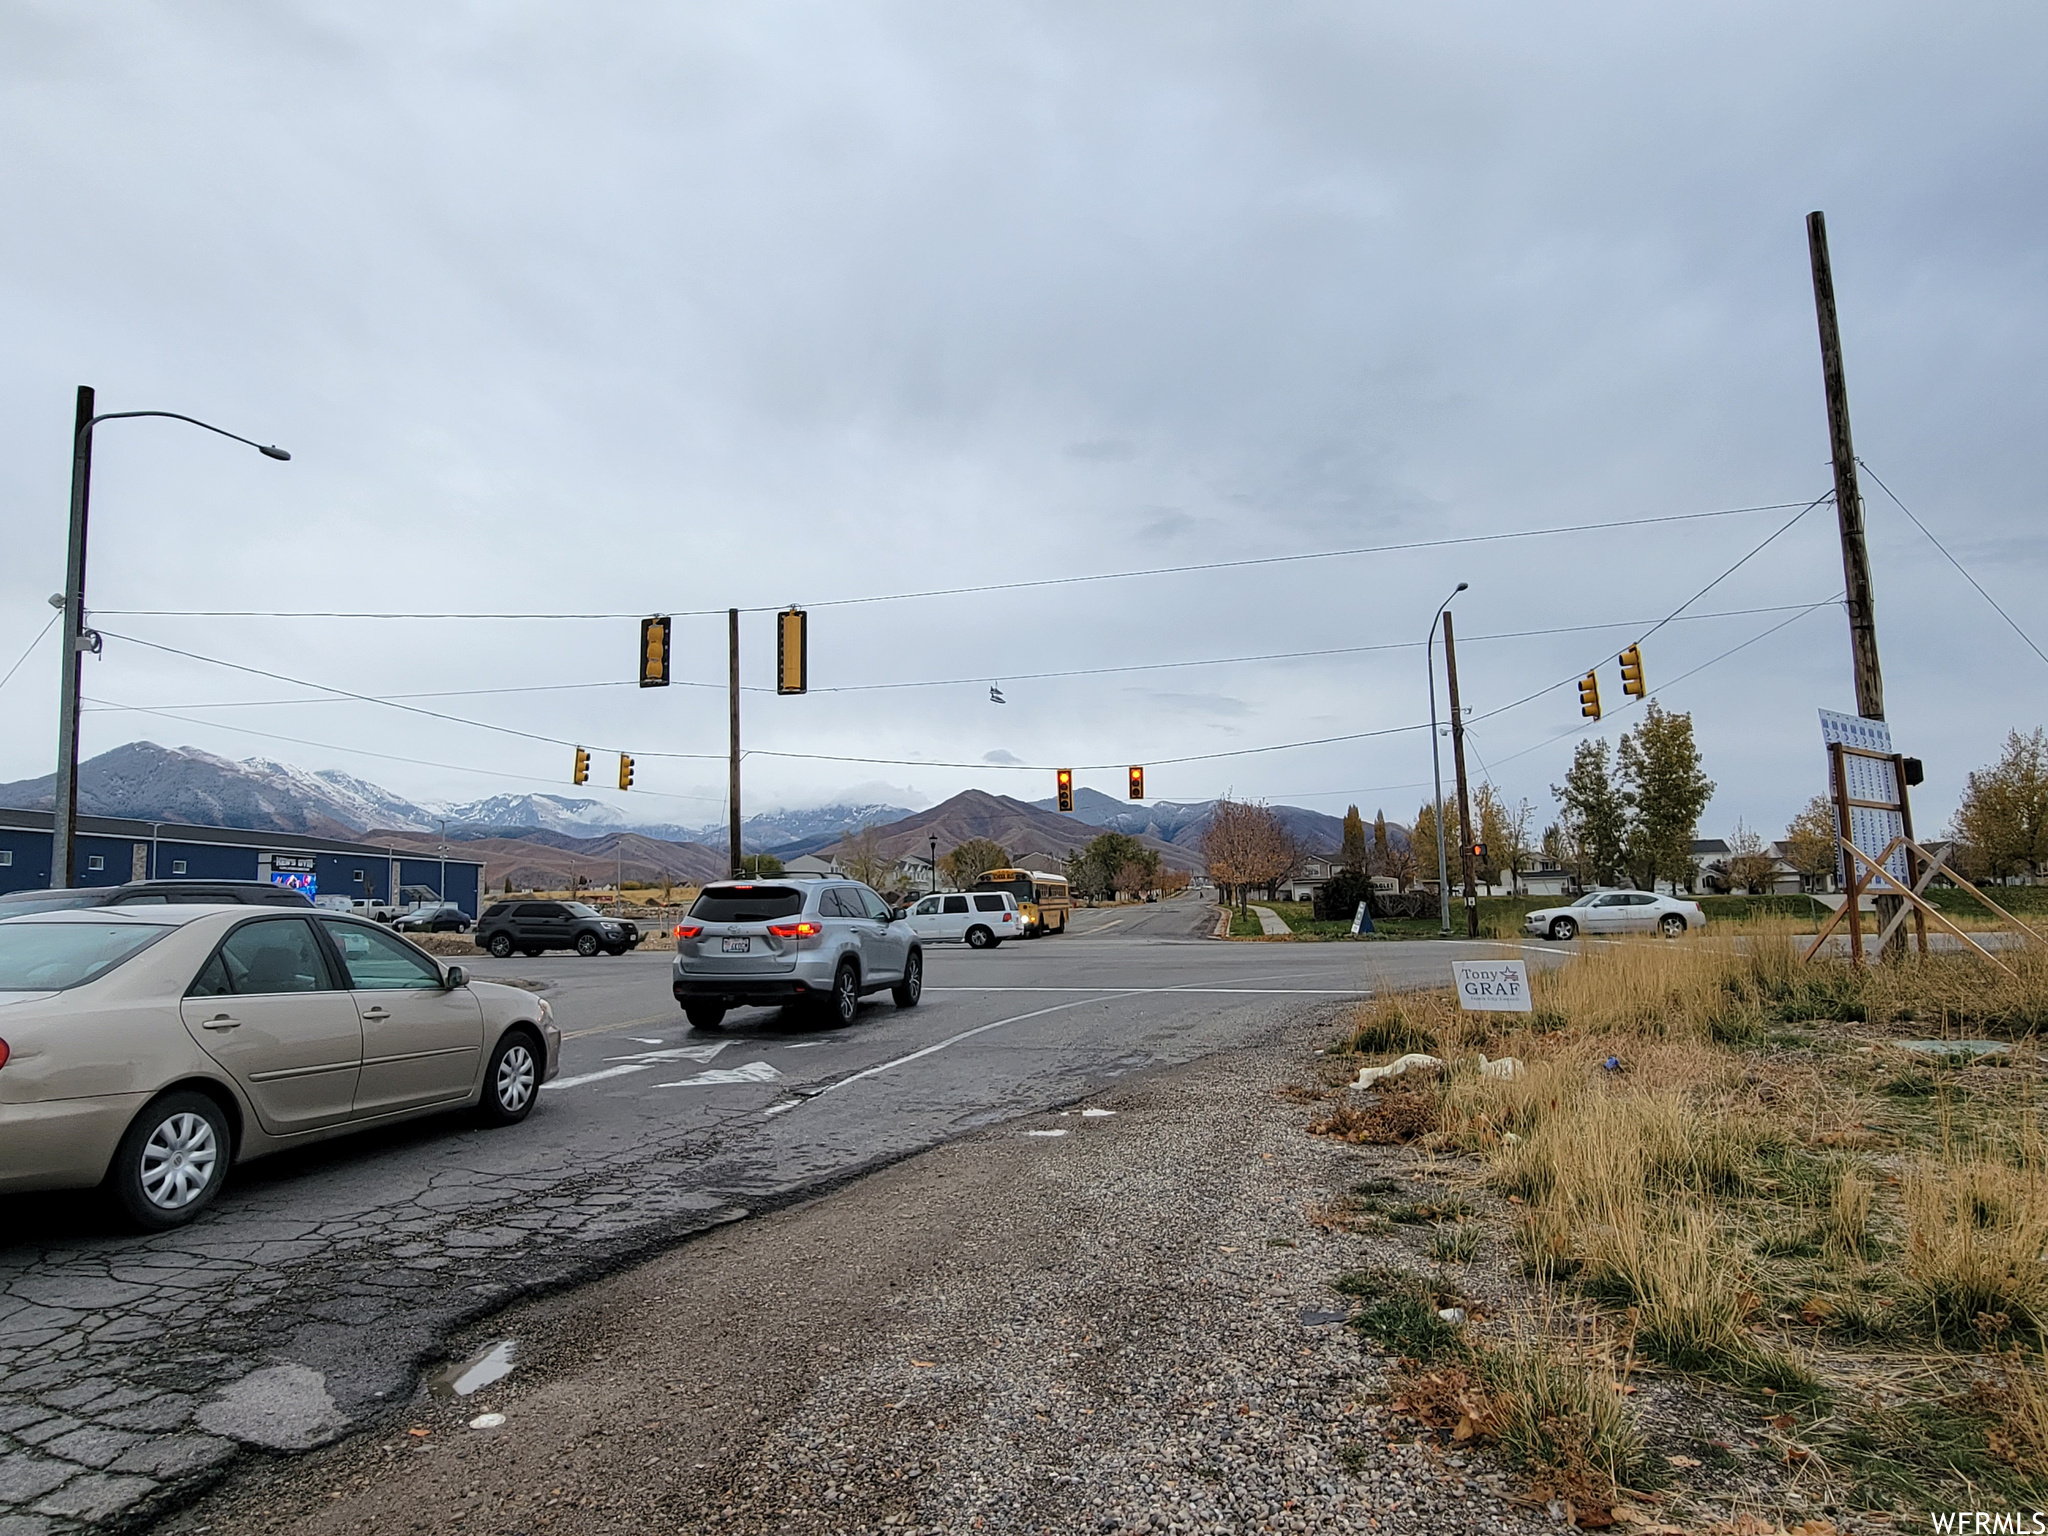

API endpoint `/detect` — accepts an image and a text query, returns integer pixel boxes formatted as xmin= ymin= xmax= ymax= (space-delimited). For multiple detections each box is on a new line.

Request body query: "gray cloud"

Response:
xmin=1 ymin=1 xmax=2042 ymax=842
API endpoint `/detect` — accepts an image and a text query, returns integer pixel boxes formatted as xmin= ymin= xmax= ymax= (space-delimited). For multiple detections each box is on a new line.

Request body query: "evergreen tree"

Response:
xmin=1616 ymin=702 xmax=1715 ymax=891
xmin=1372 ymin=809 xmax=1390 ymax=875
xmin=1551 ymin=739 xmax=1629 ymax=887
xmin=1339 ymin=805 xmax=1368 ymax=874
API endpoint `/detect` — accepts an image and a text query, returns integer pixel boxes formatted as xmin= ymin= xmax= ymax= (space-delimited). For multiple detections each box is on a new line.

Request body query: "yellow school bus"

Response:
xmin=973 ymin=869 xmax=1072 ymax=936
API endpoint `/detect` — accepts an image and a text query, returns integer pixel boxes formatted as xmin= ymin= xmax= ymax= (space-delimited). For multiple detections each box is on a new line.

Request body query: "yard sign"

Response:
xmin=1451 ymin=959 xmax=1532 ymax=1013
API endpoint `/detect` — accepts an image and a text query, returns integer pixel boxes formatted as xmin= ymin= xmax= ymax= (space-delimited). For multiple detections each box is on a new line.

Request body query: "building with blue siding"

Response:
xmin=0 ymin=809 xmax=484 ymax=916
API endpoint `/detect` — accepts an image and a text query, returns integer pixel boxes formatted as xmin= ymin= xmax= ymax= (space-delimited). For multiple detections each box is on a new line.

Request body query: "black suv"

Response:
xmin=0 ymin=880 xmax=316 ymax=915
xmin=476 ymin=900 xmax=641 ymax=958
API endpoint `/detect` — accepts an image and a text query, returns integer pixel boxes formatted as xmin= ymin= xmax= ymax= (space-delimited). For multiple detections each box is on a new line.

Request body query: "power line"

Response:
xmin=0 ymin=613 xmax=59 ymax=695
xmin=1858 ymin=458 xmax=2048 ymax=670
xmin=116 ymin=600 xmax=1833 ymax=714
xmin=90 ymin=498 xmax=1813 ymax=621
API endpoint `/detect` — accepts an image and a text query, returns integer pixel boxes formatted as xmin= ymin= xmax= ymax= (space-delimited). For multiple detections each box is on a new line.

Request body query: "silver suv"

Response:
xmin=670 ymin=879 xmax=922 ymax=1029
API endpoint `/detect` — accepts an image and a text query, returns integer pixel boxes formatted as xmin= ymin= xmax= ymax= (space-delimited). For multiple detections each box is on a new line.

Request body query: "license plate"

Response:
xmin=721 ymin=937 xmax=751 ymax=953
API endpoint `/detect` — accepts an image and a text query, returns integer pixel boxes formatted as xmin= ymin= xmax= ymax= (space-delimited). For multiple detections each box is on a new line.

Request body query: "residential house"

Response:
xmin=1278 ymin=853 xmax=1342 ymax=904
xmin=783 ymin=853 xmax=839 ymax=878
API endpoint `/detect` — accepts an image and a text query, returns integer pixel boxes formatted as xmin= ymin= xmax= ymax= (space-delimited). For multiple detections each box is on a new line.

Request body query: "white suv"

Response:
xmin=907 ymin=891 xmax=1020 ymax=949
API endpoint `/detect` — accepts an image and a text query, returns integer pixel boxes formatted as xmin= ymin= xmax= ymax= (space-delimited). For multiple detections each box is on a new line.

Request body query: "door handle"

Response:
xmin=360 ymin=1007 xmax=390 ymax=1021
xmin=200 ymin=1013 xmax=240 ymax=1030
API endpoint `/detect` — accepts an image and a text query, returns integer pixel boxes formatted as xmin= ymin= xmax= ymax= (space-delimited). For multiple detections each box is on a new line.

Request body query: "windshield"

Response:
xmin=690 ymin=886 xmax=805 ymax=922
xmin=564 ymin=903 xmax=603 ymax=918
xmin=0 ymin=890 xmax=107 ymax=915
xmin=0 ymin=921 xmax=172 ymax=990
xmin=1569 ymin=892 xmax=1603 ymax=907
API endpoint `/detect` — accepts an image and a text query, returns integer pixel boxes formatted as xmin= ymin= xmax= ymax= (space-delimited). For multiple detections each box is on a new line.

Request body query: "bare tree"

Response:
xmin=1201 ymin=797 xmax=1292 ymax=911
xmin=1724 ymin=819 xmax=1779 ymax=895
xmin=839 ymin=824 xmax=893 ymax=889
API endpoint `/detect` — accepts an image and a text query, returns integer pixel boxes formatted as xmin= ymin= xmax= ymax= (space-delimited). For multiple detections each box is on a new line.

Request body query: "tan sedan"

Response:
xmin=0 ymin=904 xmax=560 ymax=1229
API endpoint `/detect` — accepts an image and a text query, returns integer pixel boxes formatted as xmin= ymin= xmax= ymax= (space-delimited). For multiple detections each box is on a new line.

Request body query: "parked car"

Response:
xmin=0 ymin=880 xmax=316 ymax=916
xmin=671 ymin=879 xmax=921 ymax=1029
xmin=1523 ymin=889 xmax=1705 ymax=941
xmin=0 ymin=905 xmax=560 ymax=1230
xmin=393 ymin=902 xmax=472 ymax=934
xmin=906 ymin=890 xmax=1020 ymax=948
xmin=475 ymin=900 xmax=639 ymax=958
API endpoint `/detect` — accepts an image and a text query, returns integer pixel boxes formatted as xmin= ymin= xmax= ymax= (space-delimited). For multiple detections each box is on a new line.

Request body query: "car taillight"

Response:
xmin=0 ymin=1037 xmax=9 ymax=1071
xmin=674 ymin=923 xmax=703 ymax=939
xmin=767 ymin=921 xmax=822 ymax=938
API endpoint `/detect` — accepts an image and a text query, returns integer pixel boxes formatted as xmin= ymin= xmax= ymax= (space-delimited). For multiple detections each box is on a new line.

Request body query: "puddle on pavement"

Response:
xmin=427 ymin=1340 xmax=517 ymax=1399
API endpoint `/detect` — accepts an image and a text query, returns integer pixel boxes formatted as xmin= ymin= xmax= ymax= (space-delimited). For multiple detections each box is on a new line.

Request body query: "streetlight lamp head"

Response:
xmin=48 ymin=593 xmax=65 ymax=609
xmin=258 ymin=445 xmax=291 ymax=461
xmin=1455 ymin=581 xmax=1469 ymax=592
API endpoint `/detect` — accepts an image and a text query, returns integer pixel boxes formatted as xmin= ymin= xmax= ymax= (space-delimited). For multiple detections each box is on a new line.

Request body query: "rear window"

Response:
xmin=690 ymin=886 xmax=806 ymax=922
xmin=0 ymin=921 xmax=172 ymax=990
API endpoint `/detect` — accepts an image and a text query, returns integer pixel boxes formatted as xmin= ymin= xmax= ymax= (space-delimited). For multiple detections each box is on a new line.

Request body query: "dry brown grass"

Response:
xmin=1904 ymin=1127 xmax=2048 ymax=1341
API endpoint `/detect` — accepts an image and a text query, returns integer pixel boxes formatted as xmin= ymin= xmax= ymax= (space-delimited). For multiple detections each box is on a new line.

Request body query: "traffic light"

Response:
xmin=573 ymin=747 xmax=590 ymax=786
xmin=618 ymin=752 xmax=635 ymax=790
xmin=1578 ymin=671 xmax=1602 ymax=721
xmin=1619 ymin=644 xmax=1645 ymax=698
xmin=640 ymin=616 xmax=670 ymax=689
xmin=777 ymin=607 xmax=808 ymax=695
xmin=1128 ymin=765 xmax=1145 ymax=800
xmin=1469 ymin=841 xmax=1487 ymax=863
xmin=1056 ymin=768 xmax=1074 ymax=813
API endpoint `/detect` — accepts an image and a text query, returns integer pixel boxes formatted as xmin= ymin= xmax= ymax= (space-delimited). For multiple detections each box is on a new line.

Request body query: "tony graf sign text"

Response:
xmin=1452 ymin=959 xmax=1533 ymax=1013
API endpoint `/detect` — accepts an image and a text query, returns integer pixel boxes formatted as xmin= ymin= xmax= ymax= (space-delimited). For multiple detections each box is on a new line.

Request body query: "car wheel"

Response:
xmin=965 ymin=925 xmax=993 ymax=950
xmin=487 ymin=933 xmax=514 ymax=958
xmin=684 ymin=1002 xmax=726 ymax=1030
xmin=110 ymin=1090 xmax=230 ymax=1231
xmin=478 ymin=1030 xmax=541 ymax=1125
xmin=1660 ymin=914 xmax=1687 ymax=937
xmin=574 ymin=932 xmax=600 ymax=957
xmin=1549 ymin=917 xmax=1578 ymax=942
xmin=892 ymin=949 xmax=923 ymax=1008
xmin=826 ymin=961 xmax=860 ymax=1026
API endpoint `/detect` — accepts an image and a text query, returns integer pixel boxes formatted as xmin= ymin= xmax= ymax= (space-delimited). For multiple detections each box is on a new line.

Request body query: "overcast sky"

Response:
xmin=2 ymin=1 xmax=2042 ymax=839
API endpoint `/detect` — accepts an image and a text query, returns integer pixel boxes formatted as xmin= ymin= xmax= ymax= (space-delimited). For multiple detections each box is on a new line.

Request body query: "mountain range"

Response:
xmin=0 ymin=742 xmax=1408 ymax=887
xmin=0 ymin=743 xmax=911 ymax=852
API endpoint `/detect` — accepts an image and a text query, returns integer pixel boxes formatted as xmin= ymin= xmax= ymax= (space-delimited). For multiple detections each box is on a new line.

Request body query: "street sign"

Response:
xmin=1451 ymin=959 xmax=1532 ymax=1013
xmin=1819 ymin=710 xmax=1907 ymax=880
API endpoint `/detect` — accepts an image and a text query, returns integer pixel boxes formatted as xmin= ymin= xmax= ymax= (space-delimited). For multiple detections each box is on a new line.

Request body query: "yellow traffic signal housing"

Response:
xmin=777 ymin=607 xmax=808 ymax=695
xmin=1056 ymin=768 xmax=1074 ymax=813
xmin=573 ymin=747 xmax=590 ymax=785
xmin=1128 ymin=765 xmax=1145 ymax=800
xmin=640 ymin=616 xmax=670 ymax=688
xmin=1579 ymin=671 xmax=1602 ymax=721
xmin=1619 ymin=644 xmax=1646 ymax=698
xmin=618 ymin=752 xmax=635 ymax=790
xmin=1469 ymin=841 xmax=1487 ymax=862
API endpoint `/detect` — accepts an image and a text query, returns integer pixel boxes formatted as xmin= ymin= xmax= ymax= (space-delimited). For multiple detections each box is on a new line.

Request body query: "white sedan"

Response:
xmin=1523 ymin=889 xmax=1704 ymax=941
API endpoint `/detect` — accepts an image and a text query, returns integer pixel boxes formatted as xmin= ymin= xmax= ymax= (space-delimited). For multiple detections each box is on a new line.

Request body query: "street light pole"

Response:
xmin=49 ymin=389 xmax=289 ymax=888
xmin=1426 ymin=582 xmax=1468 ymax=936
xmin=929 ymin=834 xmax=938 ymax=896
xmin=438 ymin=818 xmax=448 ymax=903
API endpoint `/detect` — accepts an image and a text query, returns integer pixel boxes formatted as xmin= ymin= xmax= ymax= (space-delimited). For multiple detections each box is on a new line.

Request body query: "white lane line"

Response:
xmin=544 ymin=1062 xmax=658 ymax=1091
xmin=656 ymin=1060 xmax=783 ymax=1088
xmin=763 ymin=995 xmax=1112 ymax=1117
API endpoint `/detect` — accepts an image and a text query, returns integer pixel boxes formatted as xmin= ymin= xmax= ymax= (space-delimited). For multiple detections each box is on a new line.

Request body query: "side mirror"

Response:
xmin=444 ymin=965 xmax=467 ymax=990
xmin=890 ymin=908 xmax=906 ymax=923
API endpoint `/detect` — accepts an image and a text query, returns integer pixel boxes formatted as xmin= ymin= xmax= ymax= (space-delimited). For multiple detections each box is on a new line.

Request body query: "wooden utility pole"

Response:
xmin=1441 ymin=610 xmax=1480 ymax=938
xmin=1806 ymin=211 xmax=1885 ymax=722
xmin=728 ymin=608 xmax=743 ymax=878
xmin=1809 ymin=211 xmax=1901 ymax=954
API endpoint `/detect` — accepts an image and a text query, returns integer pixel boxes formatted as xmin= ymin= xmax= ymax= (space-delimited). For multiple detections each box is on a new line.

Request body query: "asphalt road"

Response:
xmin=0 ymin=898 xmax=1543 ymax=1532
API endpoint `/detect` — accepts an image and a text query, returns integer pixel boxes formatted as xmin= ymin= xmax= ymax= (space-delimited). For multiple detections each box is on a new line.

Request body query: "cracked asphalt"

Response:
xmin=0 ymin=898 xmax=1540 ymax=1533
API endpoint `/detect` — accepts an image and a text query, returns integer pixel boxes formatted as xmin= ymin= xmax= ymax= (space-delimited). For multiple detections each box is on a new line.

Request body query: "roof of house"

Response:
xmin=1689 ymin=839 xmax=1732 ymax=855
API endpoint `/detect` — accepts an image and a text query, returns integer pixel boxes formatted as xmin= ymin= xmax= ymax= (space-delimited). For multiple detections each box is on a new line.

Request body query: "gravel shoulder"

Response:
xmin=164 ymin=1006 xmax=1554 ymax=1536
